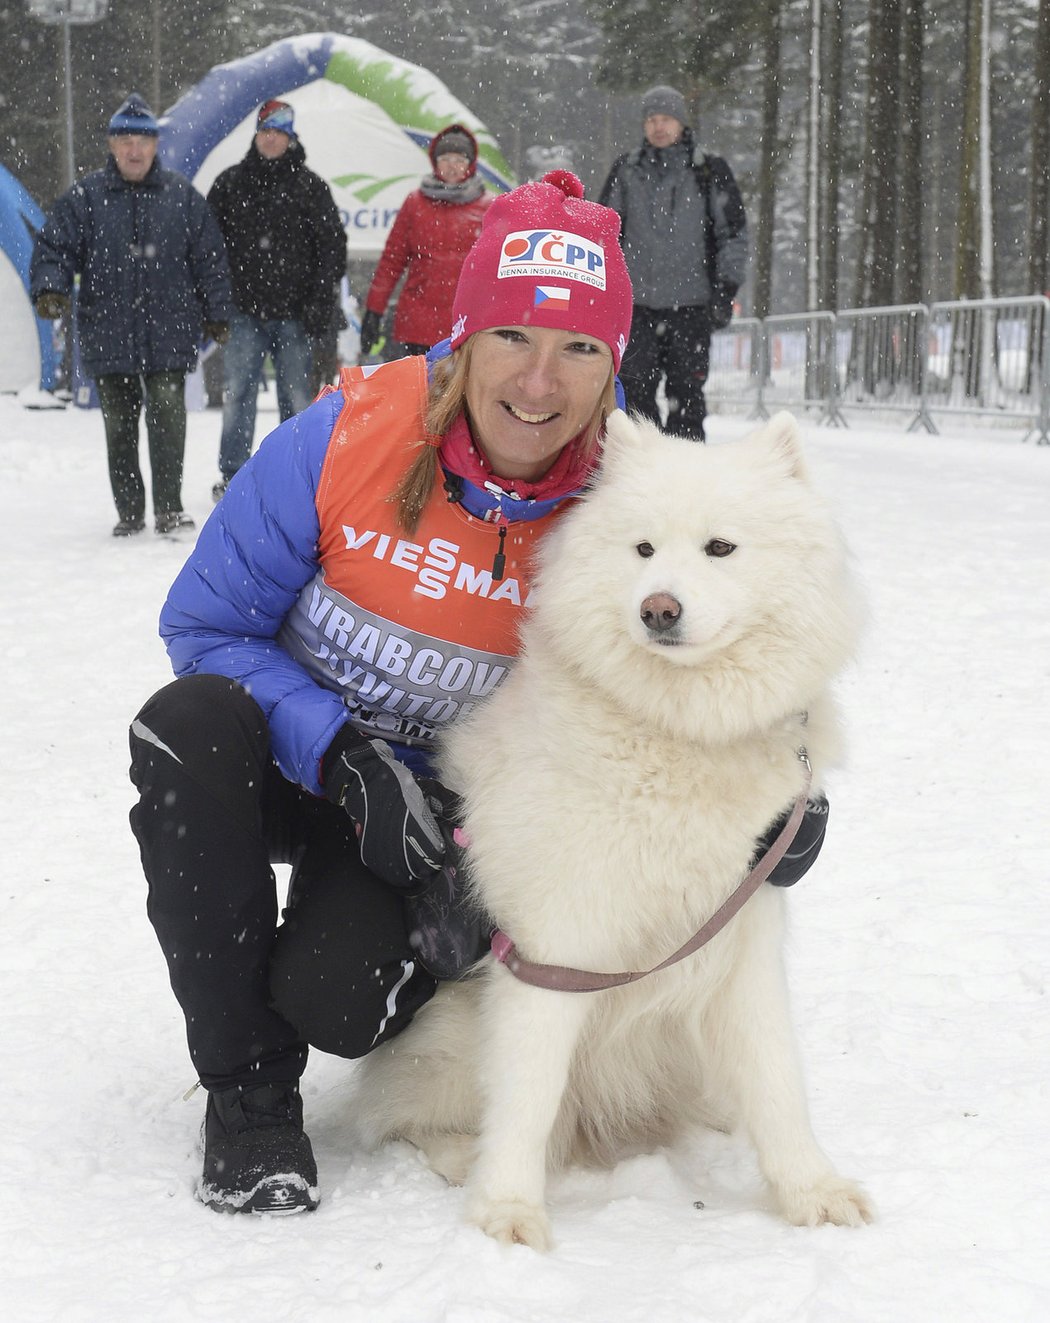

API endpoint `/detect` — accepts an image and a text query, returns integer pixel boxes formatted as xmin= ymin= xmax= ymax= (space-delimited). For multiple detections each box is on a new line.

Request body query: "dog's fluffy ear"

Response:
xmin=600 ymin=408 xmax=641 ymax=458
xmin=599 ymin=408 xmax=660 ymax=470
xmin=743 ymin=410 xmax=809 ymax=482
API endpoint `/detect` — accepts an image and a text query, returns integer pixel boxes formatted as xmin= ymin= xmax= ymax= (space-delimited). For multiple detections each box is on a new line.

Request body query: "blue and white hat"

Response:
xmin=108 ymin=93 xmax=159 ymax=138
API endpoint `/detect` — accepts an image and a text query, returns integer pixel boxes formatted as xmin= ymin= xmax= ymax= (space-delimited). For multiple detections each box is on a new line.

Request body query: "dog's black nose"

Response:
xmin=640 ymin=593 xmax=682 ymax=633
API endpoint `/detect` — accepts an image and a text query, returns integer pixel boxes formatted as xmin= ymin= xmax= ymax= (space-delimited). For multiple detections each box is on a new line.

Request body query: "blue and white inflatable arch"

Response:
xmin=159 ymin=34 xmax=515 ymax=258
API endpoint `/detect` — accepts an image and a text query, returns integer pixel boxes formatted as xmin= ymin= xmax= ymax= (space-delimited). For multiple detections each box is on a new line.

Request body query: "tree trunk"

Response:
xmin=851 ymin=0 xmax=881 ymax=309
xmin=752 ymin=5 xmax=783 ymax=322
xmin=806 ymin=0 xmax=822 ymax=312
xmin=955 ymin=0 xmax=983 ymax=300
xmin=821 ymin=0 xmax=844 ymax=311
xmin=869 ymin=0 xmax=901 ymax=309
xmin=1028 ymin=0 xmax=1050 ymax=297
xmin=898 ymin=0 xmax=925 ymax=305
xmin=977 ymin=0 xmax=993 ymax=300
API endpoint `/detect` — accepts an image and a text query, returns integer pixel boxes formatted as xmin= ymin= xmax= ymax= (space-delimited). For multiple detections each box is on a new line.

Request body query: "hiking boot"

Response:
xmin=211 ymin=477 xmax=229 ymax=503
xmin=197 ymin=1081 xmax=320 ymax=1215
xmin=112 ymin=517 xmax=145 ymax=537
xmin=155 ymin=511 xmax=196 ymax=536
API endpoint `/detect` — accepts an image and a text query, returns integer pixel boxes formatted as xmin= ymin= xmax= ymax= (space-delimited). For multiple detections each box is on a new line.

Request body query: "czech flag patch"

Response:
xmin=534 ymin=285 xmax=571 ymax=310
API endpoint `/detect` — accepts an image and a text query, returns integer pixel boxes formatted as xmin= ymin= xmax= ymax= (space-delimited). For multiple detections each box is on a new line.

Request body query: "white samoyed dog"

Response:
xmin=351 ymin=409 xmax=873 ymax=1250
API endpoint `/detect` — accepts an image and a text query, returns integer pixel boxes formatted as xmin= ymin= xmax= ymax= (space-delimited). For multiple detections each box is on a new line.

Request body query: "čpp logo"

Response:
xmin=497 ymin=230 xmax=607 ymax=289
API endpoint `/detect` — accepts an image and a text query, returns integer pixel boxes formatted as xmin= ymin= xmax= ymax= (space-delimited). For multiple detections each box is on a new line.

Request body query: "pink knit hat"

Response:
xmin=449 ymin=170 xmax=633 ymax=369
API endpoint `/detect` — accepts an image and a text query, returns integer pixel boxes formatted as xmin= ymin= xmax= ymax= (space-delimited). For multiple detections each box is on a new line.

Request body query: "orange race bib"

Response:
xmin=278 ymin=359 xmax=564 ymax=748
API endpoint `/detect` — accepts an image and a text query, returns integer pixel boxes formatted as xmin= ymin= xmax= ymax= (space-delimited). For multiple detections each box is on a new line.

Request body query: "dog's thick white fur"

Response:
xmin=351 ymin=410 xmax=873 ymax=1249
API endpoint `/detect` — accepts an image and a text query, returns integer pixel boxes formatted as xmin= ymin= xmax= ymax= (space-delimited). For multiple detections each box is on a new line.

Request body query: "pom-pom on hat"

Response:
xmin=256 ymin=99 xmax=295 ymax=138
xmin=108 ymin=93 xmax=159 ymax=138
xmin=449 ymin=170 xmax=633 ymax=369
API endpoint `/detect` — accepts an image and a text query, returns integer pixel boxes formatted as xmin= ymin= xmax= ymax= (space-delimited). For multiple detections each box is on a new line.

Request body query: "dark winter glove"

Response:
xmin=204 ymin=321 xmax=230 ymax=346
xmin=35 ymin=290 xmax=70 ymax=321
xmin=359 ymin=309 xmax=382 ymax=357
xmin=322 ymin=726 xmax=445 ymax=891
xmin=708 ymin=282 xmax=737 ymax=331
xmin=403 ymin=783 xmax=493 ymax=981
xmin=300 ymin=301 xmax=332 ymax=339
xmin=754 ymin=792 xmax=829 ymax=888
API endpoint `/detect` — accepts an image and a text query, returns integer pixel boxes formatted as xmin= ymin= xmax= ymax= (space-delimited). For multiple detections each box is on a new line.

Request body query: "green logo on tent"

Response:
xmin=332 ymin=173 xmax=418 ymax=203
xmin=324 ymin=49 xmax=514 ymax=186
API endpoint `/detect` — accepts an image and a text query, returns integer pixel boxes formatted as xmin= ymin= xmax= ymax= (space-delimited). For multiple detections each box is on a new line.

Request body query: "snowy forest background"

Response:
xmin=2 ymin=0 xmax=1048 ymax=316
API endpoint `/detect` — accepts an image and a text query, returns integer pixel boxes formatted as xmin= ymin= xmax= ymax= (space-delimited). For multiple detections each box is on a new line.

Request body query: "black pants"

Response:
xmin=619 ymin=305 xmax=711 ymax=441
xmin=95 ymin=371 xmax=187 ymax=522
xmin=128 ymin=674 xmax=437 ymax=1091
xmin=309 ymin=329 xmax=339 ymax=397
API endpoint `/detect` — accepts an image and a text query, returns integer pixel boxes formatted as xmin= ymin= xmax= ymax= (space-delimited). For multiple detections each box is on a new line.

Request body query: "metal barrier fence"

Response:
xmin=835 ymin=304 xmax=932 ymax=430
xmin=924 ymin=297 xmax=1050 ymax=441
xmin=755 ymin=312 xmax=839 ymax=423
xmin=705 ymin=294 xmax=1050 ymax=442
xmin=706 ymin=317 xmax=762 ymax=416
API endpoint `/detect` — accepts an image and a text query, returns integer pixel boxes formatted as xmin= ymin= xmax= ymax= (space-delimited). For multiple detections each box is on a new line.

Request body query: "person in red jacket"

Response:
xmin=359 ymin=124 xmax=492 ymax=358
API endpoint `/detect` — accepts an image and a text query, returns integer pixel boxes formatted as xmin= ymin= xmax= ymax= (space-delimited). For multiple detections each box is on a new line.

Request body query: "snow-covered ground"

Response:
xmin=2 ymin=391 xmax=1047 ymax=1321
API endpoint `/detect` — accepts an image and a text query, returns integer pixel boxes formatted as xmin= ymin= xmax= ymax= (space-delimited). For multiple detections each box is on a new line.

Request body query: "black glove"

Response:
xmin=403 ymin=782 xmax=492 ymax=981
xmin=754 ymin=792 xmax=829 ymax=888
xmin=708 ymin=282 xmax=737 ymax=331
xmin=35 ymin=290 xmax=70 ymax=321
xmin=204 ymin=321 xmax=230 ymax=346
xmin=359 ymin=309 xmax=382 ymax=357
xmin=300 ymin=301 xmax=332 ymax=339
xmin=322 ymin=726 xmax=445 ymax=890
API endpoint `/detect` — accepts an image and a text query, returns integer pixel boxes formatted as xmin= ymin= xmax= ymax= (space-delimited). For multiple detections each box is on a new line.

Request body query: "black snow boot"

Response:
xmin=197 ymin=1081 xmax=319 ymax=1215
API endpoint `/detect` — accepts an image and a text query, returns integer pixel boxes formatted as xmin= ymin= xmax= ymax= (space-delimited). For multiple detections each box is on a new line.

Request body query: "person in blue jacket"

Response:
xmin=127 ymin=171 xmax=829 ymax=1219
xmin=31 ymin=93 xmax=232 ymax=536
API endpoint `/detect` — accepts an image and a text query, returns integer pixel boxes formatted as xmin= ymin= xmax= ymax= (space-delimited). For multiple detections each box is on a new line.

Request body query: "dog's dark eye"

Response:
xmin=636 ymin=542 xmax=655 ymax=558
xmin=705 ymin=539 xmax=736 ymax=558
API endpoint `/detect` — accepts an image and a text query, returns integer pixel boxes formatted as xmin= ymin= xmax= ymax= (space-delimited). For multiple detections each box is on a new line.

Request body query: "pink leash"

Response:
xmin=491 ymin=750 xmax=813 ymax=993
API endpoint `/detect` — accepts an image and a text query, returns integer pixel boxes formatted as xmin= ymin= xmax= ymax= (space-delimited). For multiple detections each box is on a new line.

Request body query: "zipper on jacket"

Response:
xmin=491 ymin=524 xmax=507 ymax=582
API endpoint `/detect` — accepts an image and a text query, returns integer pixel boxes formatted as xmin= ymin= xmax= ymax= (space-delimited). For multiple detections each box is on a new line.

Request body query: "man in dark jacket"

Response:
xmin=599 ymin=85 xmax=748 ymax=441
xmin=207 ymin=100 xmax=347 ymax=500
xmin=30 ymin=93 xmax=233 ymax=536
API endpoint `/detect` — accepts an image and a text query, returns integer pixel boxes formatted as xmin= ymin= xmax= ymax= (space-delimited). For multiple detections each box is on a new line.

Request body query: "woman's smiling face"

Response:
xmin=464 ymin=326 xmax=613 ymax=481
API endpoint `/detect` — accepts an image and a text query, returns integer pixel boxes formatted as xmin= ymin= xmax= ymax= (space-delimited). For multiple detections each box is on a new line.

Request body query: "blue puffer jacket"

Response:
xmin=161 ymin=391 xmax=346 ymax=794
xmin=30 ymin=156 xmax=232 ymax=377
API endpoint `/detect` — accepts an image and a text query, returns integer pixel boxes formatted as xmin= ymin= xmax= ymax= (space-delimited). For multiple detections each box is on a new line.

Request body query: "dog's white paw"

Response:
xmin=778 ymin=1175 xmax=875 ymax=1227
xmin=418 ymin=1132 xmax=476 ymax=1186
xmin=468 ymin=1197 xmax=553 ymax=1251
